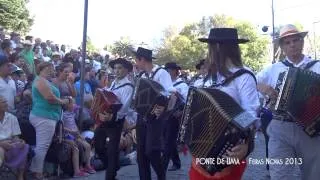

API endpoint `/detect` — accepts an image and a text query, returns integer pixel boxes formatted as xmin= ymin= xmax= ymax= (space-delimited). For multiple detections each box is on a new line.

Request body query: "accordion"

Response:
xmin=132 ymin=78 xmax=173 ymax=120
xmin=273 ymin=67 xmax=320 ymax=137
xmin=91 ymin=88 xmax=122 ymax=126
xmin=178 ymin=87 xmax=256 ymax=174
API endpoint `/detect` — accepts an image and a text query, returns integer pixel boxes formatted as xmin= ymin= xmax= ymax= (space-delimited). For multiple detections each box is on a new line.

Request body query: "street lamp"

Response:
xmin=313 ymin=21 xmax=320 ymax=60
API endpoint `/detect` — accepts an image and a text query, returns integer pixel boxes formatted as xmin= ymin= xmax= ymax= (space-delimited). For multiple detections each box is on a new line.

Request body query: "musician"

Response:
xmin=256 ymin=24 xmax=320 ymax=180
xmin=190 ymin=28 xmax=259 ymax=180
xmin=162 ymin=62 xmax=188 ymax=171
xmin=191 ymin=59 xmax=208 ymax=86
xmin=97 ymin=58 xmax=134 ymax=180
xmin=133 ymin=47 xmax=174 ymax=180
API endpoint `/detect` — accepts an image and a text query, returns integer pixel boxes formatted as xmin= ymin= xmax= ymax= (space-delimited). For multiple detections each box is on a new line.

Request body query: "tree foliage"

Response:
xmin=0 ymin=0 xmax=33 ymax=34
xmin=156 ymin=14 xmax=270 ymax=72
xmin=86 ymin=36 xmax=97 ymax=54
xmin=109 ymin=36 xmax=135 ymax=58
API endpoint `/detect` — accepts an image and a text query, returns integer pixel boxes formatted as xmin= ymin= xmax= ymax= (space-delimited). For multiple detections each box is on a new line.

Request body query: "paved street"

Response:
xmin=2 ymin=131 xmax=300 ymax=180
xmin=66 ymin=131 xmax=299 ymax=180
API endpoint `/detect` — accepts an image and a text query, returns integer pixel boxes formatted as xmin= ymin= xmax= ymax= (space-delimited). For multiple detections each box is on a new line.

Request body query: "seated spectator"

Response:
xmin=80 ymin=120 xmax=95 ymax=144
xmin=62 ymin=98 xmax=96 ymax=177
xmin=0 ymin=96 xmax=29 ymax=180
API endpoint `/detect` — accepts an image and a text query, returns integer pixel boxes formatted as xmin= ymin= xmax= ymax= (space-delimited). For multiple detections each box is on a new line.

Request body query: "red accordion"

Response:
xmin=91 ymin=88 xmax=122 ymax=126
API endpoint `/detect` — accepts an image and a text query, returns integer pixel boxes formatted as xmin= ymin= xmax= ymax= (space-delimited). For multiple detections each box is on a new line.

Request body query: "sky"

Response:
xmin=27 ymin=0 xmax=320 ymax=50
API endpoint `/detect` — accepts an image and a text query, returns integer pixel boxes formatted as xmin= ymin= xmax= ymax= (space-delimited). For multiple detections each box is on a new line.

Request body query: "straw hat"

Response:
xmin=275 ymin=24 xmax=308 ymax=42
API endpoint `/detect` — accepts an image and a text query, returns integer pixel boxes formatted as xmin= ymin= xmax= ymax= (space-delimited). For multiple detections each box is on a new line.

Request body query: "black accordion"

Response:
xmin=273 ymin=67 xmax=320 ymax=137
xmin=132 ymin=78 xmax=169 ymax=120
xmin=178 ymin=87 xmax=256 ymax=174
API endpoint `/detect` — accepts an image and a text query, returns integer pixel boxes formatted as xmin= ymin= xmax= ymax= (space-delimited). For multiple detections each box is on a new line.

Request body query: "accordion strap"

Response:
xmin=151 ymin=67 xmax=164 ymax=79
xmin=173 ymin=81 xmax=186 ymax=87
xmin=111 ymin=83 xmax=134 ymax=91
xmin=221 ymin=69 xmax=257 ymax=86
xmin=304 ymin=60 xmax=319 ymax=70
xmin=282 ymin=60 xmax=319 ymax=70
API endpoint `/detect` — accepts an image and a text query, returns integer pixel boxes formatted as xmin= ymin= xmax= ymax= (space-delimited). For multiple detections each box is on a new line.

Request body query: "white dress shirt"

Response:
xmin=0 ymin=112 xmax=21 ymax=141
xmin=0 ymin=77 xmax=16 ymax=113
xmin=256 ymin=55 xmax=320 ymax=89
xmin=193 ymin=67 xmax=260 ymax=118
xmin=141 ymin=64 xmax=175 ymax=93
xmin=173 ymin=78 xmax=189 ymax=103
xmin=107 ymin=76 xmax=134 ymax=120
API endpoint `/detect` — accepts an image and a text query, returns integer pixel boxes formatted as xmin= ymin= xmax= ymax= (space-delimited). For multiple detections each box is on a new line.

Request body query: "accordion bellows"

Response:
xmin=132 ymin=78 xmax=168 ymax=119
xmin=91 ymin=88 xmax=122 ymax=126
xmin=274 ymin=67 xmax=320 ymax=136
xmin=179 ymin=87 xmax=256 ymax=174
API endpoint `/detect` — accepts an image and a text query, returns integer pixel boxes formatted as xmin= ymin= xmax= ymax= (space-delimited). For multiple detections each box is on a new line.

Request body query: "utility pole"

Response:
xmin=78 ymin=0 xmax=89 ymax=130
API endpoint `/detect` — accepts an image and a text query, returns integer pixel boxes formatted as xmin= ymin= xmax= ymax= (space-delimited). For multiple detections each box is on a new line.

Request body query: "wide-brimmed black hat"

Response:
xmin=198 ymin=28 xmax=249 ymax=44
xmin=132 ymin=47 xmax=156 ymax=61
xmin=109 ymin=58 xmax=133 ymax=72
xmin=165 ymin=62 xmax=181 ymax=70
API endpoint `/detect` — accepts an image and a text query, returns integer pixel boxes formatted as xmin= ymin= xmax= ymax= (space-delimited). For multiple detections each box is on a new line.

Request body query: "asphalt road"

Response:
xmin=65 ymin=131 xmax=300 ymax=180
xmin=2 ymin=131 xmax=300 ymax=180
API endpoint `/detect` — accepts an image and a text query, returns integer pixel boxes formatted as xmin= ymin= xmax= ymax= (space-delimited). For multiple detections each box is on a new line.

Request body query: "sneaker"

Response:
xmin=83 ymin=166 xmax=96 ymax=174
xmin=73 ymin=171 xmax=89 ymax=178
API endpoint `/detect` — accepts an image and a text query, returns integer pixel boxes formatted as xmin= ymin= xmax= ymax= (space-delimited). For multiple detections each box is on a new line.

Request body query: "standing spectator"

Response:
xmin=29 ymin=62 xmax=70 ymax=179
xmin=52 ymin=63 xmax=76 ymax=98
xmin=60 ymin=44 xmax=66 ymax=58
xmin=20 ymin=40 xmax=35 ymax=75
xmin=34 ymin=38 xmax=42 ymax=47
xmin=51 ymin=52 xmax=61 ymax=68
xmin=74 ymin=67 xmax=92 ymax=105
xmin=0 ymin=54 xmax=16 ymax=114
xmin=10 ymin=32 xmax=20 ymax=49
xmin=33 ymin=45 xmax=43 ymax=61
xmin=1 ymin=39 xmax=13 ymax=57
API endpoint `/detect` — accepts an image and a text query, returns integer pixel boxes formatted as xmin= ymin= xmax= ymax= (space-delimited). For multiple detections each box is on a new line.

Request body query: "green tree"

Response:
xmin=109 ymin=36 xmax=135 ymax=58
xmin=156 ymin=14 xmax=269 ymax=72
xmin=86 ymin=36 xmax=97 ymax=54
xmin=0 ymin=0 xmax=33 ymax=34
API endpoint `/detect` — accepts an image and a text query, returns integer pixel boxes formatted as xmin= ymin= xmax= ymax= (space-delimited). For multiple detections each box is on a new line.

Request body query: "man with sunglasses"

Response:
xmin=256 ymin=24 xmax=320 ymax=180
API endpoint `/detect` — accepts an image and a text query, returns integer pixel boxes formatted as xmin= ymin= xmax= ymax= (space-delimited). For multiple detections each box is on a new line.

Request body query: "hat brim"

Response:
xmin=165 ymin=66 xmax=181 ymax=70
xmin=109 ymin=59 xmax=133 ymax=72
xmin=198 ymin=38 xmax=249 ymax=44
xmin=131 ymin=50 xmax=157 ymax=60
xmin=274 ymin=31 xmax=308 ymax=43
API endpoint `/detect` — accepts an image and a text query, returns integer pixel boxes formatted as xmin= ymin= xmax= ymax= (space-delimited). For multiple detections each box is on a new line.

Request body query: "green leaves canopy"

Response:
xmin=0 ymin=0 xmax=33 ymax=34
xmin=156 ymin=14 xmax=270 ymax=72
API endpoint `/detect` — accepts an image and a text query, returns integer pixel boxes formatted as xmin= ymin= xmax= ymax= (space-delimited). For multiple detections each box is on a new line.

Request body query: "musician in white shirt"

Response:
xmin=162 ymin=62 xmax=189 ymax=171
xmin=257 ymin=24 xmax=320 ymax=180
xmin=98 ymin=58 xmax=134 ymax=180
xmin=189 ymin=28 xmax=259 ymax=180
xmin=133 ymin=47 xmax=171 ymax=180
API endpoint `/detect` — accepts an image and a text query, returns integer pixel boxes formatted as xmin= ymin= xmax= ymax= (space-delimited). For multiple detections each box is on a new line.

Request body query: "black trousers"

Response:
xmin=93 ymin=118 xmax=124 ymax=180
xmin=136 ymin=115 xmax=166 ymax=180
xmin=163 ymin=115 xmax=181 ymax=170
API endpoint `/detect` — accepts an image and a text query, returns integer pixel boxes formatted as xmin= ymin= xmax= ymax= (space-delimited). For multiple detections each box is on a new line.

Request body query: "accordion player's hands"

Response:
xmin=224 ymin=142 xmax=248 ymax=162
xmin=258 ymin=84 xmax=278 ymax=101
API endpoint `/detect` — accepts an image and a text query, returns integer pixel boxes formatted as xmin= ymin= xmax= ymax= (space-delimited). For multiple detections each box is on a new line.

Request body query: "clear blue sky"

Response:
xmin=27 ymin=0 xmax=320 ymax=49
